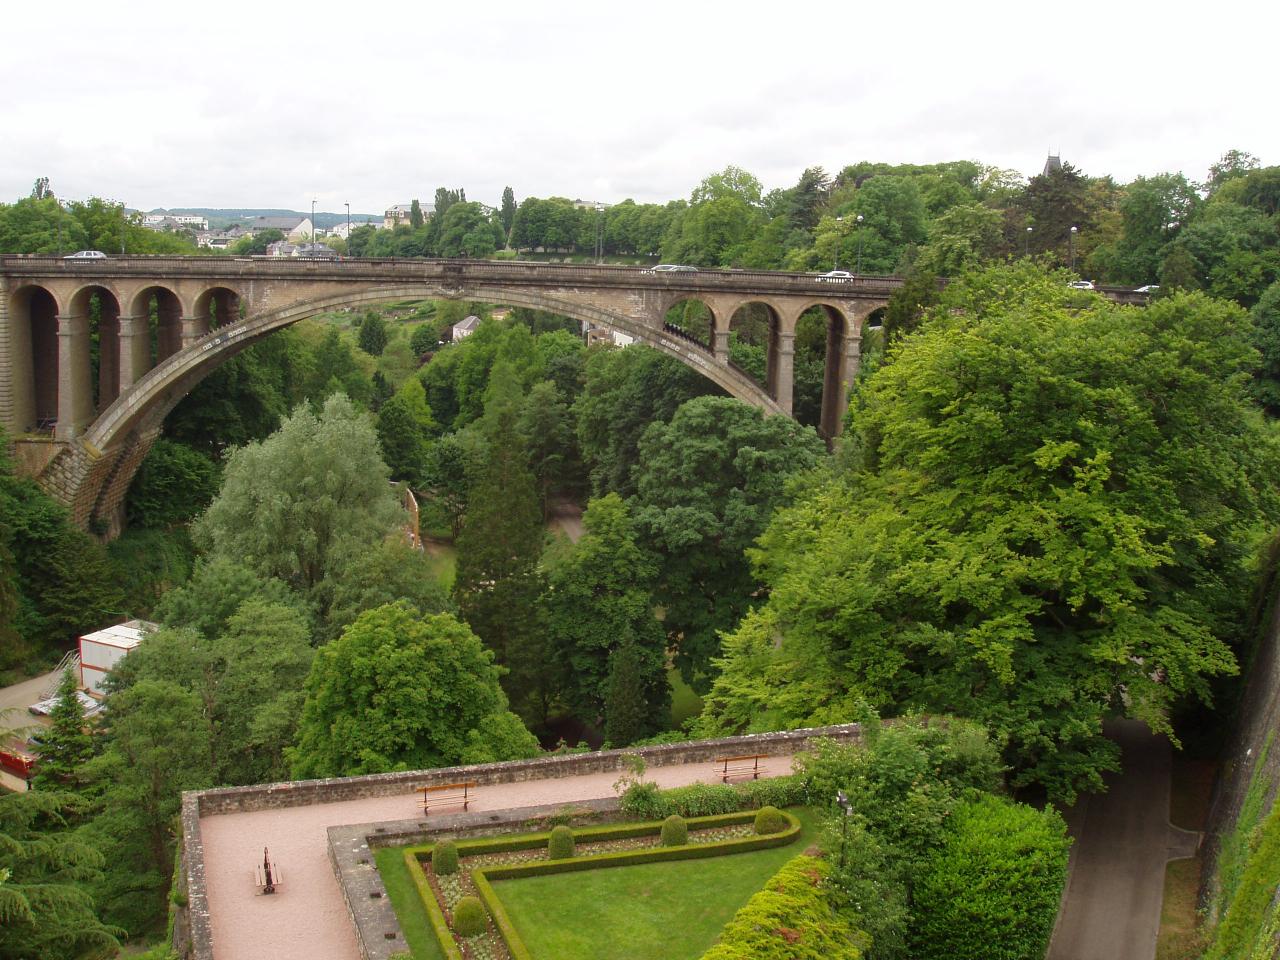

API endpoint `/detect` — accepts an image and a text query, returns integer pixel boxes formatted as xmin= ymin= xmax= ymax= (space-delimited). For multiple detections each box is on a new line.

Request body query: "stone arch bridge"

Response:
xmin=0 ymin=256 xmax=1147 ymax=533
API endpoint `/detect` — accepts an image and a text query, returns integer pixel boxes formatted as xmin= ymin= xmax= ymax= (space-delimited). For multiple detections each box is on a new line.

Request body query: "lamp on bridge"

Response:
xmin=833 ymin=217 xmax=843 ymax=271
xmin=1025 ymin=225 xmax=1033 ymax=257
xmin=345 ymin=202 xmax=351 ymax=249
xmin=836 ymin=790 xmax=853 ymax=870
xmin=595 ymin=203 xmax=604 ymax=264
xmin=311 ymin=199 xmax=317 ymax=245
xmin=855 ymin=214 xmax=865 ymax=275
xmin=1070 ymin=225 xmax=1078 ymax=272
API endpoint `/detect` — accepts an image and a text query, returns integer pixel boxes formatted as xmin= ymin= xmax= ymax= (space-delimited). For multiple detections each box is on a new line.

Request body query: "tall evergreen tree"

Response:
xmin=500 ymin=186 xmax=517 ymax=238
xmin=30 ymin=666 xmax=92 ymax=792
xmin=604 ymin=638 xmax=657 ymax=747
xmin=453 ymin=370 xmax=545 ymax=715
xmin=409 ymin=199 xmax=424 ymax=230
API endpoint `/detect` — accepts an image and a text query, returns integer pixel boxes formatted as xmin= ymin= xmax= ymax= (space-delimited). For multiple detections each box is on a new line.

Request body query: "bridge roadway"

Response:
xmin=0 ymin=256 xmax=1148 ymax=534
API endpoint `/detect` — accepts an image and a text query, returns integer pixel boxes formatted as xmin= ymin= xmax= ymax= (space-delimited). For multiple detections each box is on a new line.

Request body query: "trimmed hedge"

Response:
xmin=699 ymin=855 xmax=865 ymax=959
xmin=548 ymin=825 xmax=576 ymax=859
xmin=432 ymin=839 xmax=459 ymax=875
xmin=469 ymin=811 xmax=803 ymax=960
xmin=661 ymin=814 xmax=688 ymax=846
xmin=403 ymin=850 xmax=463 ymax=960
xmin=620 ymin=774 xmax=808 ymax=819
xmin=754 ymin=806 xmax=789 ymax=835
xmin=453 ymin=896 xmax=487 ymax=938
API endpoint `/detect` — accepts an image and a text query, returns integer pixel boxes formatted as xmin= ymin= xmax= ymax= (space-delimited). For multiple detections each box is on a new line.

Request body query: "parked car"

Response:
xmin=1067 ymin=280 xmax=1095 ymax=290
xmin=62 ymin=250 xmax=107 ymax=260
xmin=818 ymin=270 xmax=853 ymax=282
xmin=1134 ymin=284 xmax=1160 ymax=294
xmin=643 ymin=264 xmax=699 ymax=274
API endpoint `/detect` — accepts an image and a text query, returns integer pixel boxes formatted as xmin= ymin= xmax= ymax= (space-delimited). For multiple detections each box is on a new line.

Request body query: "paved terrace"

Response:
xmin=184 ymin=725 xmax=862 ymax=960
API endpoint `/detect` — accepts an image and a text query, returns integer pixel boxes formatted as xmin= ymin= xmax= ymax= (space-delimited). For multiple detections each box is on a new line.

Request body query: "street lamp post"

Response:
xmin=311 ymin=199 xmax=317 ymax=245
xmin=1025 ymin=225 xmax=1033 ymax=257
xmin=834 ymin=217 xmax=843 ymax=271
xmin=595 ymin=203 xmax=604 ymax=264
xmin=1070 ymin=225 xmax=1078 ymax=272
xmin=120 ymin=205 xmax=126 ymax=255
xmin=855 ymin=214 xmax=865 ymax=275
xmin=836 ymin=791 xmax=853 ymax=870
xmin=345 ymin=202 xmax=351 ymax=247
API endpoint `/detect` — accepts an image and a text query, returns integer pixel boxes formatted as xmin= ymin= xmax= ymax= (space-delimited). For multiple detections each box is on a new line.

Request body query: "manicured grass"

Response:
xmin=668 ymin=667 xmax=703 ymax=728
xmin=375 ymin=846 xmax=446 ymax=960
xmin=423 ymin=543 xmax=457 ymax=590
xmin=490 ymin=809 xmax=819 ymax=960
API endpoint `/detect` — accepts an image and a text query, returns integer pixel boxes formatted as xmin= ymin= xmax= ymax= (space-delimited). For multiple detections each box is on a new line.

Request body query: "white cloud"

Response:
xmin=1 ymin=0 xmax=1274 ymax=213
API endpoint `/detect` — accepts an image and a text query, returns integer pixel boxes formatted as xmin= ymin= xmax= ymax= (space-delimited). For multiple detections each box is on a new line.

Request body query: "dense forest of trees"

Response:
xmin=1 ymin=146 xmax=1279 ymax=956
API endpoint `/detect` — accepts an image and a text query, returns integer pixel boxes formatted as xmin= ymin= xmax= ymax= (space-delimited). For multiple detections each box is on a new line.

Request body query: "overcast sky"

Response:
xmin=3 ymin=0 xmax=1275 ymax=215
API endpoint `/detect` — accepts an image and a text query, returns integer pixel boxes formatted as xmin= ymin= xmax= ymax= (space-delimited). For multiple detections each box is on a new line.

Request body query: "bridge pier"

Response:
xmin=118 ymin=315 xmax=152 ymax=391
xmin=767 ymin=330 xmax=795 ymax=415
xmin=55 ymin=313 xmax=94 ymax=441
xmin=181 ymin=315 xmax=208 ymax=349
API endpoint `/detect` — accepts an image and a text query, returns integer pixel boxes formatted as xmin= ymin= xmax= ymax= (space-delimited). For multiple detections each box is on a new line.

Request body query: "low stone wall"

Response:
xmin=176 ymin=723 xmax=862 ymax=959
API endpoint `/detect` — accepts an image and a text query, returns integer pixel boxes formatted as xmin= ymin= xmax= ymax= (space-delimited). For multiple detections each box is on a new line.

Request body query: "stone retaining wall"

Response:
xmin=176 ymin=723 xmax=862 ymax=959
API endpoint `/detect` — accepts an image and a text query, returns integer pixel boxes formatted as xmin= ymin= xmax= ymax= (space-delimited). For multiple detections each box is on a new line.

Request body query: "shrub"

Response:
xmin=619 ymin=781 xmax=672 ymax=820
xmin=664 ymin=783 xmax=741 ymax=818
xmin=736 ymin=774 xmax=806 ymax=809
xmin=660 ymin=815 xmax=688 ymax=846
xmin=431 ymin=839 xmax=459 ymax=875
xmin=548 ymin=825 xmax=576 ymax=859
xmin=453 ymin=896 xmax=487 ymax=938
xmin=754 ymin=806 xmax=789 ymax=835
xmin=700 ymin=855 xmax=865 ymax=959
xmin=911 ymin=795 xmax=1070 ymax=960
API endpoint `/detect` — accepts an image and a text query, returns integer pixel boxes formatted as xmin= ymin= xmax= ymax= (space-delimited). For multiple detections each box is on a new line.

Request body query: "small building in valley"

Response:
xmin=79 ymin=619 xmax=155 ymax=697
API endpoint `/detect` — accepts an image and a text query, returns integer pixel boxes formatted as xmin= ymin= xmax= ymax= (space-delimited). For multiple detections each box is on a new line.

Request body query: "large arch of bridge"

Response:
xmin=7 ymin=283 xmax=61 ymax=433
xmin=86 ymin=283 xmax=783 ymax=453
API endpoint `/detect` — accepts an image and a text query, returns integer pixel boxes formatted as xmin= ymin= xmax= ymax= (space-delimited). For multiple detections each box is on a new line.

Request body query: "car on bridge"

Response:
xmin=63 ymin=250 xmax=107 ymax=260
xmin=818 ymin=270 xmax=853 ymax=282
xmin=1067 ymin=280 xmax=1095 ymax=290
xmin=644 ymin=264 xmax=699 ymax=274
xmin=1134 ymin=284 xmax=1160 ymax=294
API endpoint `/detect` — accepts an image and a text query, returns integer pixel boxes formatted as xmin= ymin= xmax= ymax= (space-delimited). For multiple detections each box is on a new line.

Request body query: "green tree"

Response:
xmin=84 ymin=679 xmax=211 ymax=934
xmin=289 ymin=604 xmax=538 ymax=778
xmin=543 ymin=494 xmax=668 ymax=734
xmin=911 ymin=796 xmax=1070 ymax=960
xmin=500 ymin=186 xmax=517 ymax=238
xmin=438 ymin=201 xmax=497 ymax=258
xmin=230 ymin=228 xmax=285 ymax=256
xmin=126 ymin=439 xmax=219 ymax=529
xmin=1249 ymin=281 xmax=1280 ymax=415
xmin=453 ymin=389 xmax=545 ymax=714
xmin=153 ymin=556 xmax=308 ymax=641
xmin=376 ymin=378 xmax=436 ymax=486
xmin=631 ymin=397 xmax=825 ymax=689
xmin=698 ymin=265 xmax=1278 ymax=800
xmin=517 ymin=380 xmax=576 ymax=519
xmin=410 ymin=199 xmax=424 ymax=230
xmin=194 ymin=395 xmax=403 ymax=597
xmin=358 ymin=312 xmax=389 ymax=356
xmin=324 ymin=537 xmax=450 ymax=641
xmin=30 ymin=667 xmax=92 ymax=792
xmin=0 ymin=789 xmax=121 ymax=959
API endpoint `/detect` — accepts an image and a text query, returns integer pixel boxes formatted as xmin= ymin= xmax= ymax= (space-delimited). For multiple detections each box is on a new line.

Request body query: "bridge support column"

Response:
xmin=118 ymin=316 xmax=151 ymax=390
xmin=819 ymin=325 xmax=862 ymax=440
xmin=768 ymin=331 xmax=795 ymax=415
xmin=713 ymin=328 xmax=730 ymax=363
xmin=55 ymin=313 xmax=94 ymax=440
xmin=181 ymin=315 xmax=208 ymax=349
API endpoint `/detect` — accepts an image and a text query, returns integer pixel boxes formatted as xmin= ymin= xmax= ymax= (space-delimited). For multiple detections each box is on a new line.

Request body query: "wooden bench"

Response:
xmin=417 ymin=781 xmax=478 ymax=815
xmin=715 ymin=754 xmax=768 ymax=783
xmin=254 ymin=849 xmax=281 ymax=895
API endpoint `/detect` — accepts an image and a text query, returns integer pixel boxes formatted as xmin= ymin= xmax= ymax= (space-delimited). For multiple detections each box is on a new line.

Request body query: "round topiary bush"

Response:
xmin=431 ymin=839 xmax=459 ymax=876
xmin=754 ymin=805 xmax=789 ymax=835
xmin=453 ymin=896 xmax=487 ymax=938
xmin=548 ymin=824 xmax=576 ymax=859
xmin=660 ymin=814 xmax=688 ymax=846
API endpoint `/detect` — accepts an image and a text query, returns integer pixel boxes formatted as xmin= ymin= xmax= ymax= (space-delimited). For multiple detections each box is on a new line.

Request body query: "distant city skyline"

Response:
xmin=3 ymin=0 xmax=1276 ymax=214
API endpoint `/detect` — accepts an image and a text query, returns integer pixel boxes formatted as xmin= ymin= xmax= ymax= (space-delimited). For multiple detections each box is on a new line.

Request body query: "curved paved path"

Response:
xmin=1047 ymin=720 xmax=1200 ymax=960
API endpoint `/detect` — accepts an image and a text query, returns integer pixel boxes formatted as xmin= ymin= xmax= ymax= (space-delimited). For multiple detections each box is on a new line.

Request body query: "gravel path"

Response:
xmin=201 ymin=754 xmax=796 ymax=960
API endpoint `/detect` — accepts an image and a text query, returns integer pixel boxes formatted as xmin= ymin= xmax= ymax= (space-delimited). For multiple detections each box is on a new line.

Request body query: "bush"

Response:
xmin=700 ymin=855 xmax=865 ymax=960
xmin=737 ymin=775 xmax=806 ymax=809
xmin=431 ymin=839 xmax=459 ymax=875
xmin=452 ymin=896 xmax=487 ymax=938
xmin=911 ymin=795 xmax=1070 ymax=960
xmin=619 ymin=781 xmax=672 ymax=820
xmin=548 ymin=825 xmax=576 ymax=859
xmin=664 ymin=783 xmax=741 ymax=818
xmin=754 ymin=806 xmax=789 ymax=836
xmin=660 ymin=815 xmax=688 ymax=846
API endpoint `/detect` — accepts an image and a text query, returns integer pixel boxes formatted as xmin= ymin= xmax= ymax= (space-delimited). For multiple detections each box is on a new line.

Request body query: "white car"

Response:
xmin=1134 ymin=284 xmax=1160 ymax=294
xmin=63 ymin=250 xmax=107 ymax=260
xmin=643 ymin=264 xmax=699 ymax=274
xmin=818 ymin=270 xmax=853 ymax=282
xmin=1067 ymin=280 xmax=1095 ymax=290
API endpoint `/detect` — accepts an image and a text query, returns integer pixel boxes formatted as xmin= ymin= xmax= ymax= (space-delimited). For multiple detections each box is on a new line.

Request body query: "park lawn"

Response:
xmin=668 ymin=667 xmax=703 ymax=728
xmin=490 ymin=808 xmax=820 ymax=960
xmin=375 ymin=847 xmax=446 ymax=960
